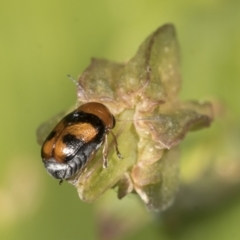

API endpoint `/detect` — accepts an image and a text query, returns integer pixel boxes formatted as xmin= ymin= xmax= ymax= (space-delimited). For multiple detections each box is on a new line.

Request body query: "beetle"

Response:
xmin=41 ymin=102 xmax=122 ymax=182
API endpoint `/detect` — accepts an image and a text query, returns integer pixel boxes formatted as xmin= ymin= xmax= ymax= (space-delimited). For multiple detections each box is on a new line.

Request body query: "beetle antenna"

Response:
xmin=67 ymin=74 xmax=88 ymax=107
xmin=67 ymin=74 xmax=78 ymax=85
xmin=115 ymin=117 xmax=161 ymax=123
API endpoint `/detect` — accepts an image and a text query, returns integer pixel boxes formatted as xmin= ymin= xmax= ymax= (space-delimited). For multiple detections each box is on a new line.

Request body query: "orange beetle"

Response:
xmin=41 ymin=102 xmax=121 ymax=182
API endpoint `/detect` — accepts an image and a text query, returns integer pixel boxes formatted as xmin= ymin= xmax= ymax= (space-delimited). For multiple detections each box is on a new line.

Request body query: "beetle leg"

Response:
xmin=110 ymin=130 xmax=123 ymax=159
xmin=102 ymin=134 xmax=109 ymax=168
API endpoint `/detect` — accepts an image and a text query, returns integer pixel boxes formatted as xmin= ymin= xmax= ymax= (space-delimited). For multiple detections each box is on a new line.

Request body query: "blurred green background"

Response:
xmin=1 ymin=0 xmax=240 ymax=240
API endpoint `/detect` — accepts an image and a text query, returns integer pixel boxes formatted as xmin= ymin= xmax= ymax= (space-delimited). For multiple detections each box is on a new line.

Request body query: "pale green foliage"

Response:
xmin=37 ymin=24 xmax=213 ymax=211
